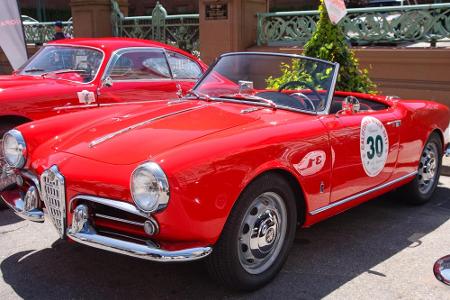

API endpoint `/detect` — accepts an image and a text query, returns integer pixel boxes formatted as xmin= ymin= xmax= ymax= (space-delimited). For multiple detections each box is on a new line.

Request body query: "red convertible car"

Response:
xmin=0 ymin=37 xmax=207 ymax=194
xmin=1 ymin=52 xmax=449 ymax=290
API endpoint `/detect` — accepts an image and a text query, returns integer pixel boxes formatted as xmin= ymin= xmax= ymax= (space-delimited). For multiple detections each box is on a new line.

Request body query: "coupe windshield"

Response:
xmin=193 ymin=53 xmax=338 ymax=113
xmin=19 ymin=45 xmax=103 ymax=83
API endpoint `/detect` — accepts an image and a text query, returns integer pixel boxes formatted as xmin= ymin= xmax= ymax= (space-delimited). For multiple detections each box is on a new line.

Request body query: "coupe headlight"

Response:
xmin=131 ymin=162 xmax=170 ymax=213
xmin=2 ymin=130 xmax=27 ymax=168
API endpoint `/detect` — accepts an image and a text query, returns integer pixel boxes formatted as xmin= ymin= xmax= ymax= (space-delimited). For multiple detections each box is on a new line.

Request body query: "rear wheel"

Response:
xmin=402 ymin=133 xmax=442 ymax=205
xmin=206 ymin=173 xmax=297 ymax=291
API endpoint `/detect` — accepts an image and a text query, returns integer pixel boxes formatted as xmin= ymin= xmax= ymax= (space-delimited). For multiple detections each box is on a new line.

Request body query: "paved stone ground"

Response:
xmin=0 ymin=174 xmax=449 ymax=299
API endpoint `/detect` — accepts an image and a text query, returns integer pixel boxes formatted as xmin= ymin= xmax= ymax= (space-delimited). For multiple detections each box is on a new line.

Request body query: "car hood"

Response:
xmin=52 ymin=101 xmax=261 ymax=165
xmin=0 ymin=74 xmax=77 ymax=91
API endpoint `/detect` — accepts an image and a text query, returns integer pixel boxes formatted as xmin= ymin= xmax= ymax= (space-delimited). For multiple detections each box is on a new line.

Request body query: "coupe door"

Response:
xmin=321 ymin=106 xmax=401 ymax=202
xmin=97 ymin=48 xmax=178 ymax=105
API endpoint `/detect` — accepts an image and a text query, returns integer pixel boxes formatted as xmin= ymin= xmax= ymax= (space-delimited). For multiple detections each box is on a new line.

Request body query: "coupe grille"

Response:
xmin=40 ymin=166 xmax=66 ymax=238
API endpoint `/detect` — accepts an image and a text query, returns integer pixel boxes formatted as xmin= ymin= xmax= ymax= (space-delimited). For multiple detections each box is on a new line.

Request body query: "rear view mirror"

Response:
xmin=434 ymin=255 xmax=450 ymax=285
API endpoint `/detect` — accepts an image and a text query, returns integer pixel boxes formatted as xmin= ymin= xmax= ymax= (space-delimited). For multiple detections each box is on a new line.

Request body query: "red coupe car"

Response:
xmin=0 ymin=37 xmax=207 ymax=193
xmin=1 ymin=52 xmax=449 ymax=291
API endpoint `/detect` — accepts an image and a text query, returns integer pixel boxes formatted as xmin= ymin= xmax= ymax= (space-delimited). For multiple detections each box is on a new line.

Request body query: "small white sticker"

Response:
xmin=360 ymin=116 xmax=389 ymax=177
xmin=77 ymin=90 xmax=96 ymax=105
xmin=294 ymin=150 xmax=326 ymax=176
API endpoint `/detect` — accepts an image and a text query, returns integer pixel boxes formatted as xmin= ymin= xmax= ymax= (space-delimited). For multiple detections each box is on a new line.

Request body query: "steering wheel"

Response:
xmin=75 ymin=61 xmax=93 ymax=82
xmin=278 ymin=80 xmax=324 ymax=111
xmin=291 ymin=92 xmax=316 ymax=111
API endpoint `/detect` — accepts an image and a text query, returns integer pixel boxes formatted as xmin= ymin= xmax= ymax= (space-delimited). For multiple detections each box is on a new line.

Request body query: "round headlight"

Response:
xmin=131 ymin=162 xmax=170 ymax=213
xmin=2 ymin=130 xmax=27 ymax=168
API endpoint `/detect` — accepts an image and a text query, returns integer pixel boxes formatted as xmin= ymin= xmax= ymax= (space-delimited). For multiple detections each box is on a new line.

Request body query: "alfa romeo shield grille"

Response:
xmin=40 ymin=166 xmax=66 ymax=238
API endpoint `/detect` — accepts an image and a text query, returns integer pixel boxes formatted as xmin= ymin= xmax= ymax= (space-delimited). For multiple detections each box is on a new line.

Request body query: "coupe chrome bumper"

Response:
xmin=1 ymin=194 xmax=44 ymax=223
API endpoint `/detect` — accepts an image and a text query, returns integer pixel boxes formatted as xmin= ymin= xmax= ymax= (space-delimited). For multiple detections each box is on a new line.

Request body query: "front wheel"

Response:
xmin=206 ymin=173 xmax=297 ymax=291
xmin=402 ymin=133 xmax=442 ymax=205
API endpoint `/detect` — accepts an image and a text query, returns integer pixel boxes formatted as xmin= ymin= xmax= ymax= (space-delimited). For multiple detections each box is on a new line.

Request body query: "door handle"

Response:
xmin=386 ymin=120 xmax=401 ymax=127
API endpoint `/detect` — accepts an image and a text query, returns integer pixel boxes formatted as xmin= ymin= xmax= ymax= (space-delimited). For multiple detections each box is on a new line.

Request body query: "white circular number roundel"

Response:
xmin=360 ymin=116 xmax=389 ymax=177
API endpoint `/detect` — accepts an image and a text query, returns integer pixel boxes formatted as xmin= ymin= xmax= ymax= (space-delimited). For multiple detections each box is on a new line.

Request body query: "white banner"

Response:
xmin=0 ymin=0 xmax=27 ymax=70
xmin=324 ymin=0 xmax=347 ymax=25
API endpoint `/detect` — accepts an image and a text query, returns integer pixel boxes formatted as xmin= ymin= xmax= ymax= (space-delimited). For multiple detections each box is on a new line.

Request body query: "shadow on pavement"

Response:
xmin=1 ymin=183 xmax=450 ymax=299
xmin=0 ymin=209 xmax=23 ymax=227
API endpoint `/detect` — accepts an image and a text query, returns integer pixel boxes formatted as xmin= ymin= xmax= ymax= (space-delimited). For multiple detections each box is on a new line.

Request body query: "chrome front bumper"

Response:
xmin=1 ymin=189 xmax=213 ymax=262
xmin=67 ymin=203 xmax=212 ymax=262
xmin=67 ymin=225 xmax=213 ymax=262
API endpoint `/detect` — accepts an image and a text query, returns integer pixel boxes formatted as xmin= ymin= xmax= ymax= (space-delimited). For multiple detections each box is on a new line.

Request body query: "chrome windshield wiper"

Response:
xmin=41 ymin=69 xmax=87 ymax=78
xmin=217 ymin=94 xmax=277 ymax=109
xmin=24 ymin=68 xmax=45 ymax=73
xmin=185 ymin=90 xmax=213 ymax=102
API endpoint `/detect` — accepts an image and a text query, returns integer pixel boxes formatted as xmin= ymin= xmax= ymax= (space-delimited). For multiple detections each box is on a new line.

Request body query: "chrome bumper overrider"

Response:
xmin=1 ymin=194 xmax=44 ymax=222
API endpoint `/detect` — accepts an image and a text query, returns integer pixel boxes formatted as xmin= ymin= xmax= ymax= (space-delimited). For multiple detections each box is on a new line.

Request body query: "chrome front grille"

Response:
xmin=40 ymin=166 xmax=66 ymax=238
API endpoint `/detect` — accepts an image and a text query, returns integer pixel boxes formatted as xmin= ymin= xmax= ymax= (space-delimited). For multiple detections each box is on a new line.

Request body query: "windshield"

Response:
xmin=19 ymin=45 xmax=103 ymax=83
xmin=193 ymin=53 xmax=338 ymax=113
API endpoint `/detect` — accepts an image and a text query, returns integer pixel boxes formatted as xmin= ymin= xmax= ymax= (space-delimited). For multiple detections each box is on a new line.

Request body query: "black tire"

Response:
xmin=206 ymin=173 xmax=298 ymax=291
xmin=401 ymin=133 xmax=442 ymax=205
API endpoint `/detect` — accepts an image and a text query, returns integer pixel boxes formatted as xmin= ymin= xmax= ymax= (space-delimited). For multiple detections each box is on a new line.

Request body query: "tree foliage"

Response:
xmin=304 ymin=0 xmax=377 ymax=93
xmin=267 ymin=0 xmax=377 ymax=94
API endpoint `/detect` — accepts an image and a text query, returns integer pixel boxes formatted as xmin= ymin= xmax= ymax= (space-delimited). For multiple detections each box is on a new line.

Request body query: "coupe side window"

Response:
xmin=166 ymin=51 xmax=202 ymax=80
xmin=108 ymin=50 xmax=171 ymax=81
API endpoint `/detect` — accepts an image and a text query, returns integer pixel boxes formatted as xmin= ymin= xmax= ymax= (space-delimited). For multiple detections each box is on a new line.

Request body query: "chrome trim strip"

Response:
xmin=99 ymin=99 xmax=169 ymax=107
xmin=95 ymin=213 xmax=145 ymax=227
xmin=53 ymin=104 xmax=98 ymax=111
xmin=67 ymin=222 xmax=212 ymax=262
xmin=88 ymin=104 xmax=207 ymax=148
xmin=69 ymin=195 xmax=151 ymax=219
xmin=321 ymin=62 xmax=340 ymax=116
xmin=309 ymin=171 xmax=418 ymax=215
xmin=1 ymin=195 xmax=45 ymax=223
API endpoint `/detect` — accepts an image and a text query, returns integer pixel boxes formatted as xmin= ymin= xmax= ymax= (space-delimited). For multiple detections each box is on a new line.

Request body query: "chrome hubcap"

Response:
xmin=238 ymin=192 xmax=287 ymax=275
xmin=418 ymin=143 xmax=439 ymax=194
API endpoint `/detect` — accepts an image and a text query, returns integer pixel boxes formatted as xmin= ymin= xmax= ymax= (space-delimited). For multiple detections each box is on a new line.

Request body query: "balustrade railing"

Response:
xmin=112 ymin=1 xmax=199 ymax=54
xmin=257 ymin=3 xmax=450 ymax=46
xmin=23 ymin=20 xmax=73 ymax=44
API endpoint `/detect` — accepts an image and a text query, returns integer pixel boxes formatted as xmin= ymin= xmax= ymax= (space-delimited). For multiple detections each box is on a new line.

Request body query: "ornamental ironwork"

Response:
xmin=111 ymin=1 xmax=199 ymax=55
xmin=257 ymin=3 xmax=450 ymax=46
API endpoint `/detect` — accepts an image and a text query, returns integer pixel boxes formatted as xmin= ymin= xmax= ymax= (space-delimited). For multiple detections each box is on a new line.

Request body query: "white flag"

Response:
xmin=0 ymin=0 xmax=28 ymax=70
xmin=324 ymin=0 xmax=347 ymax=25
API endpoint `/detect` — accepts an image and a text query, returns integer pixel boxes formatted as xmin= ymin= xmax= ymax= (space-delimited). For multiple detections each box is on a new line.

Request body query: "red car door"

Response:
xmin=321 ymin=99 xmax=401 ymax=202
xmin=97 ymin=48 xmax=178 ymax=105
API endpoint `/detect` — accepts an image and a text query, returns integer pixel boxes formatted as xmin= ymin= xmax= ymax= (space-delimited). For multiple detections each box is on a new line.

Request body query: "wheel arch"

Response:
xmin=0 ymin=115 xmax=33 ymax=129
xmin=430 ymin=128 xmax=445 ymax=153
xmin=241 ymin=168 xmax=308 ymax=226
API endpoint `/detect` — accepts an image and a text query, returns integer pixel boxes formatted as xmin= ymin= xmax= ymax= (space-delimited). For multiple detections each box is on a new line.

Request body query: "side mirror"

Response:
xmin=102 ymin=76 xmax=113 ymax=88
xmin=434 ymin=255 xmax=450 ymax=285
xmin=342 ymin=96 xmax=360 ymax=113
xmin=176 ymin=83 xmax=183 ymax=99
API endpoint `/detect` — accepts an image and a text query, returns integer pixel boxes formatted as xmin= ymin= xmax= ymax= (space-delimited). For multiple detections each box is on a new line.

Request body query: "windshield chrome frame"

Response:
xmin=101 ymin=47 xmax=173 ymax=82
xmin=18 ymin=44 xmax=106 ymax=85
xmin=192 ymin=52 xmax=340 ymax=115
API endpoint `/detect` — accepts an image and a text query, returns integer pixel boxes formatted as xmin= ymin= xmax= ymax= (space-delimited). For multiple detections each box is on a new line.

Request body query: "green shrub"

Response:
xmin=268 ymin=0 xmax=377 ymax=94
